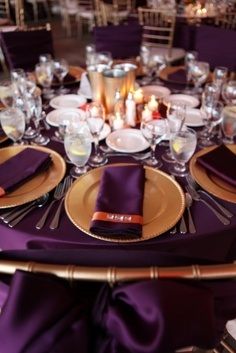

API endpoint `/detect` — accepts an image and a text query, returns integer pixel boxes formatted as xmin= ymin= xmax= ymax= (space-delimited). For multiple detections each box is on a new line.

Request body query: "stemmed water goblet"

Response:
xmin=10 ymin=68 xmax=26 ymax=96
xmin=53 ymin=59 xmax=69 ymax=94
xmin=221 ymin=105 xmax=236 ymax=144
xmin=0 ymin=107 xmax=25 ymax=144
xmin=32 ymin=94 xmax=50 ymax=145
xmin=184 ymin=51 xmax=198 ymax=93
xmin=35 ymin=62 xmax=54 ymax=99
xmin=94 ymin=51 xmax=113 ymax=67
xmin=189 ymin=61 xmax=210 ymax=95
xmin=222 ymin=81 xmax=236 ymax=105
xmin=199 ymin=101 xmax=224 ymax=147
xmin=64 ymin=126 xmax=92 ymax=178
xmin=86 ymin=102 xmax=108 ymax=167
xmin=169 ymin=128 xmax=197 ymax=177
xmin=39 ymin=53 xmax=53 ymax=64
xmin=213 ymin=66 xmax=228 ymax=98
xmin=141 ymin=119 xmax=168 ymax=168
xmin=162 ymin=101 xmax=186 ymax=163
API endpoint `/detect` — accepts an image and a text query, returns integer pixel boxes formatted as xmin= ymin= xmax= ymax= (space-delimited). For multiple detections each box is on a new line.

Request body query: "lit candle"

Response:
xmin=90 ymin=105 xmax=99 ymax=117
xmin=147 ymin=95 xmax=158 ymax=112
xmin=113 ymin=112 xmax=124 ymax=130
xmin=125 ymin=91 xmax=136 ymax=127
xmin=142 ymin=105 xmax=152 ymax=122
xmin=133 ymin=89 xmax=144 ymax=104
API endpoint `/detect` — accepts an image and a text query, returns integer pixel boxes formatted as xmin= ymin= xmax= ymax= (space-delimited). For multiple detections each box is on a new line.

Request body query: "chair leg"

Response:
xmin=65 ymin=14 xmax=72 ymax=37
xmin=76 ymin=15 xmax=82 ymax=38
xmin=43 ymin=1 xmax=51 ymax=19
xmin=0 ymin=46 xmax=8 ymax=74
xmin=32 ymin=2 xmax=38 ymax=22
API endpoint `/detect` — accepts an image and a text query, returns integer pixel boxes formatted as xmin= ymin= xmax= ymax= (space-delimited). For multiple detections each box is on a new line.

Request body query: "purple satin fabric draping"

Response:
xmin=197 ymin=144 xmax=236 ymax=187
xmin=0 ymin=29 xmax=54 ymax=70
xmin=0 ymin=149 xmax=51 ymax=196
xmin=90 ymin=165 xmax=145 ymax=238
xmin=93 ymin=23 xmax=142 ymax=60
xmin=2 ymin=270 xmax=236 ymax=353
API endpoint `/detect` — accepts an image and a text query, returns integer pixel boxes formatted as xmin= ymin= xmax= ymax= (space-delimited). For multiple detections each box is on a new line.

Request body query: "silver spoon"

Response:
xmin=185 ymin=192 xmax=196 ymax=234
xmin=8 ymin=194 xmax=49 ymax=228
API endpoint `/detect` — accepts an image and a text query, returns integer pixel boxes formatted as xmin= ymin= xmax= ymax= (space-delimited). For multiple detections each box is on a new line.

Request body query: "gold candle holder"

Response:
xmin=113 ymin=63 xmax=137 ymax=96
xmin=87 ymin=64 xmax=109 ymax=105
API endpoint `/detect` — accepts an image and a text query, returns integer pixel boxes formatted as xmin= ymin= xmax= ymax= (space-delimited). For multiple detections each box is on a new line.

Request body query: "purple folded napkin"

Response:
xmin=168 ymin=68 xmax=187 ymax=84
xmin=0 ymin=148 xmax=51 ymax=196
xmin=197 ymin=144 xmax=236 ymax=187
xmin=90 ymin=165 xmax=145 ymax=239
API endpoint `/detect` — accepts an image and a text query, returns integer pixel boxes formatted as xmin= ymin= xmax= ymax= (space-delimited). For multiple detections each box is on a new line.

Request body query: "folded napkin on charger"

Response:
xmin=77 ymin=72 xmax=92 ymax=99
xmin=90 ymin=165 xmax=145 ymax=239
xmin=0 ymin=148 xmax=51 ymax=197
xmin=168 ymin=68 xmax=187 ymax=84
xmin=197 ymin=144 xmax=236 ymax=187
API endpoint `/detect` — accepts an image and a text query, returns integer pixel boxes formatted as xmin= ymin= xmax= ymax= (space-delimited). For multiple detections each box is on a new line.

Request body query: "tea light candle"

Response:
xmin=90 ymin=105 xmax=99 ymax=117
xmin=134 ymin=89 xmax=144 ymax=104
xmin=142 ymin=105 xmax=152 ymax=122
xmin=147 ymin=95 xmax=158 ymax=112
xmin=113 ymin=112 xmax=125 ymax=130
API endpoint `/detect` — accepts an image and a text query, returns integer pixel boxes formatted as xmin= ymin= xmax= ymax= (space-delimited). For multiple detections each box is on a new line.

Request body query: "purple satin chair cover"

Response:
xmin=197 ymin=144 xmax=236 ymax=187
xmin=0 ymin=29 xmax=54 ymax=70
xmin=93 ymin=280 xmax=236 ymax=353
xmin=93 ymin=23 xmax=142 ymax=59
xmin=90 ymin=165 xmax=145 ymax=239
xmin=195 ymin=25 xmax=236 ymax=71
xmin=0 ymin=148 xmax=51 ymax=196
xmin=168 ymin=68 xmax=187 ymax=84
xmin=0 ymin=271 xmax=89 ymax=353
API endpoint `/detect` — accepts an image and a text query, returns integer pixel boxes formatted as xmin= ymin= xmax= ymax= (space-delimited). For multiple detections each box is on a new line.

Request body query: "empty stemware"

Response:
xmin=32 ymin=94 xmax=50 ymax=145
xmin=184 ymin=51 xmax=198 ymax=93
xmin=35 ymin=62 xmax=54 ymax=99
xmin=222 ymin=81 xmax=236 ymax=105
xmin=213 ymin=66 xmax=228 ymax=98
xmin=86 ymin=102 xmax=108 ymax=167
xmin=53 ymin=58 xmax=69 ymax=94
xmin=141 ymin=119 xmax=168 ymax=168
xmin=189 ymin=61 xmax=210 ymax=95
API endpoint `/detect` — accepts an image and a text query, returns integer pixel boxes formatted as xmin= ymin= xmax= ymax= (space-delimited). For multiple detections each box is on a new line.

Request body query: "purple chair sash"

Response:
xmin=93 ymin=23 xmax=142 ymax=59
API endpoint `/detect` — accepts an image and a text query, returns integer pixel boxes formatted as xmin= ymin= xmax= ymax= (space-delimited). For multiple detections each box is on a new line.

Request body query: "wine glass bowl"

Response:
xmin=53 ymin=59 xmax=69 ymax=94
xmin=35 ymin=62 xmax=54 ymax=99
xmin=0 ymin=107 xmax=25 ymax=144
xmin=169 ymin=128 xmax=197 ymax=177
xmin=222 ymin=81 xmax=236 ymax=105
xmin=141 ymin=119 xmax=167 ymax=168
xmin=189 ymin=61 xmax=210 ymax=94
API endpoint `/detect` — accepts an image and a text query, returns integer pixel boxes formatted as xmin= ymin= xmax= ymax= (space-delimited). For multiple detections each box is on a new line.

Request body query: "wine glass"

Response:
xmin=184 ymin=51 xmax=198 ymax=93
xmin=189 ymin=61 xmax=210 ymax=94
xmin=213 ymin=66 xmax=228 ymax=97
xmin=10 ymin=68 xmax=26 ymax=96
xmin=39 ymin=53 xmax=53 ymax=64
xmin=32 ymin=94 xmax=50 ymax=145
xmin=20 ymin=93 xmax=38 ymax=140
xmin=86 ymin=102 xmax=108 ymax=167
xmin=169 ymin=128 xmax=197 ymax=177
xmin=35 ymin=62 xmax=54 ymax=99
xmin=85 ymin=44 xmax=96 ymax=67
xmin=222 ymin=81 xmax=236 ymax=105
xmin=162 ymin=102 xmax=186 ymax=163
xmin=64 ymin=127 xmax=92 ymax=178
xmin=0 ymin=108 xmax=25 ymax=144
xmin=141 ymin=119 xmax=168 ymax=168
xmin=53 ymin=59 xmax=69 ymax=94
xmin=0 ymin=82 xmax=16 ymax=107
xmin=199 ymin=101 xmax=224 ymax=147
xmin=94 ymin=51 xmax=113 ymax=67
xmin=222 ymin=105 xmax=236 ymax=144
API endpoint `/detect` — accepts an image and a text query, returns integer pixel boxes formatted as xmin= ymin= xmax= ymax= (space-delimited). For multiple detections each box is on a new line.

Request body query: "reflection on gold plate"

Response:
xmin=0 ymin=145 xmax=66 ymax=208
xmin=190 ymin=145 xmax=236 ymax=203
xmin=65 ymin=164 xmax=185 ymax=243
xmin=52 ymin=66 xmax=84 ymax=87
xmin=159 ymin=66 xmax=212 ymax=84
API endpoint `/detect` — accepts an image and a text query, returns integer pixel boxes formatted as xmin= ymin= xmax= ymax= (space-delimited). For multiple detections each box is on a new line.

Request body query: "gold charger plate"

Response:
xmin=0 ymin=145 xmax=66 ymax=208
xmin=65 ymin=164 xmax=185 ymax=243
xmin=189 ymin=145 xmax=236 ymax=204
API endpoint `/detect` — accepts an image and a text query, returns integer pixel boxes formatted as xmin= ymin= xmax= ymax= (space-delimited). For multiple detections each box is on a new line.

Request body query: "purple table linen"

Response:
xmin=0 ymin=271 xmax=90 ymax=353
xmin=90 ymin=165 xmax=145 ymax=239
xmin=197 ymin=144 xmax=236 ymax=187
xmin=167 ymin=68 xmax=187 ymax=84
xmin=0 ymin=148 xmax=51 ymax=196
xmin=93 ymin=23 xmax=142 ymax=59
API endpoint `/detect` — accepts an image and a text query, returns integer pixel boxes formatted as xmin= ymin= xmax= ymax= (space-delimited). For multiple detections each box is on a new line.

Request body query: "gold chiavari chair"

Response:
xmin=99 ymin=0 xmax=133 ymax=26
xmin=25 ymin=0 xmax=51 ymax=23
xmin=216 ymin=11 xmax=236 ymax=30
xmin=0 ymin=0 xmax=11 ymax=25
xmin=138 ymin=7 xmax=185 ymax=63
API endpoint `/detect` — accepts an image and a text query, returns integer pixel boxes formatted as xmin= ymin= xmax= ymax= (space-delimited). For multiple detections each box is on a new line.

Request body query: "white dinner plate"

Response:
xmin=46 ymin=108 xmax=86 ymax=127
xmin=164 ymin=94 xmax=199 ymax=108
xmin=50 ymin=94 xmax=87 ymax=109
xmin=106 ymin=128 xmax=150 ymax=153
xmin=185 ymin=108 xmax=204 ymax=127
xmin=142 ymin=85 xmax=171 ymax=99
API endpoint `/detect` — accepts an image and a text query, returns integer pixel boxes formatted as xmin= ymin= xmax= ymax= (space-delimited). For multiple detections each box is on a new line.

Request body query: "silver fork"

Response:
xmin=35 ymin=176 xmax=70 ymax=230
xmin=186 ymin=185 xmax=231 ymax=226
xmin=49 ymin=177 xmax=72 ymax=230
xmin=186 ymin=175 xmax=233 ymax=219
